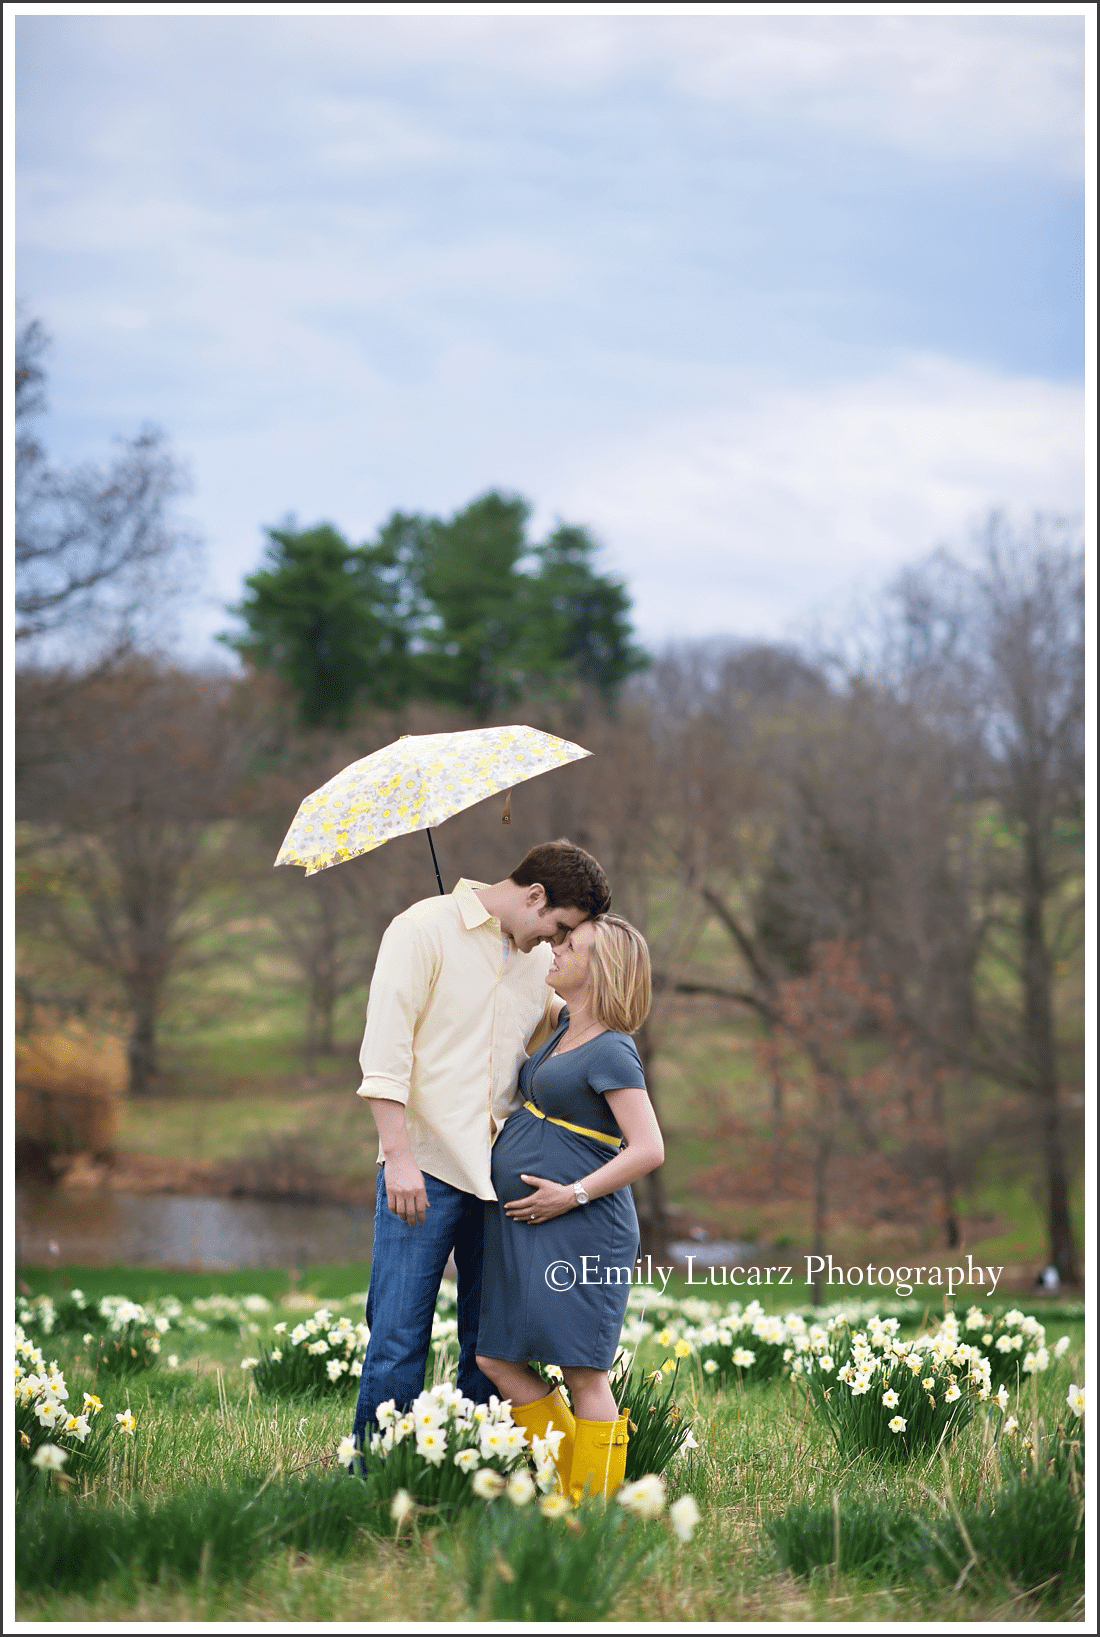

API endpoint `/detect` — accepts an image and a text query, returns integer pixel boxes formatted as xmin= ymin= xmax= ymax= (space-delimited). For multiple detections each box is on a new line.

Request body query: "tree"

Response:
xmin=223 ymin=491 xmax=648 ymax=724
xmin=14 ymin=313 xmax=199 ymax=662
xmin=223 ymin=523 xmax=412 ymax=726
xmin=16 ymin=663 xmax=256 ymax=1094
xmin=517 ymin=525 xmax=648 ymax=705
xmin=887 ymin=516 xmax=1085 ymax=1280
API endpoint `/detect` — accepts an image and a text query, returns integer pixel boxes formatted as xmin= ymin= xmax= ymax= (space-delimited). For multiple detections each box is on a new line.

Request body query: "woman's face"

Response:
xmin=546 ymin=918 xmax=597 ymax=996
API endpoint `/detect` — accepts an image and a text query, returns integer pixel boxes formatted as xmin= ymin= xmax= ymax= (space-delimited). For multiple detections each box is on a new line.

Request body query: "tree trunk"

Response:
xmin=811 ymin=1124 xmax=832 ymax=1306
xmin=1021 ymin=825 xmax=1076 ymax=1280
xmin=126 ymin=987 xmax=160 ymax=1095
xmin=771 ymin=1061 xmax=785 ymax=1198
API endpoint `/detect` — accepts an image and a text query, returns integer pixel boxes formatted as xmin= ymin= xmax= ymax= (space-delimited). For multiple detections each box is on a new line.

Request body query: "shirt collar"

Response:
xmin=453 ymin=877 xmax=493 ymax=931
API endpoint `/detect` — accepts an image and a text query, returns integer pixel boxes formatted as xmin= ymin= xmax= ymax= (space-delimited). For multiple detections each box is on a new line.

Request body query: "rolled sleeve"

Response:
xmin=355 ymin=914 xmax=438 ymax=1103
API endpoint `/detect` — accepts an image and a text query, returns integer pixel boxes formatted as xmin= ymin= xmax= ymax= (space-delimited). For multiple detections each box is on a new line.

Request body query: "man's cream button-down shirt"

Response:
xmin=356 ymin=878 xmax=555 ymax=1200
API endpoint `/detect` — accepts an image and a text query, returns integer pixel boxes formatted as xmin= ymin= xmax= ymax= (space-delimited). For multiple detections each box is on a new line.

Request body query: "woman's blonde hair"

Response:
xmin=588 ymin=914 xmax=652 ymax=1034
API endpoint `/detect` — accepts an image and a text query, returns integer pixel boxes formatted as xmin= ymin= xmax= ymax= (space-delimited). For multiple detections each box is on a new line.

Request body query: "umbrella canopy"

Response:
xmin=275 ymin=725 xmax=591 ymax=877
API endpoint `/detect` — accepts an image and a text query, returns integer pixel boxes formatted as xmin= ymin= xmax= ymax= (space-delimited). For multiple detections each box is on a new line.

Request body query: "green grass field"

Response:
xmin=14 ymin=1276 xmax=1085 ymax=1623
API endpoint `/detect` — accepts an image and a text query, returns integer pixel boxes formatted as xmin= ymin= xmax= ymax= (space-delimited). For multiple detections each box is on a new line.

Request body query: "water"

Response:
xmin=14 ymin=1182 xmax=374 ymax=1271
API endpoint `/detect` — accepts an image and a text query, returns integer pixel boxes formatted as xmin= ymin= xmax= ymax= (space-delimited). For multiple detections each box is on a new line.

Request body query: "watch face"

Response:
xmin=574 ymin=1184 xmax=589 ymax=1204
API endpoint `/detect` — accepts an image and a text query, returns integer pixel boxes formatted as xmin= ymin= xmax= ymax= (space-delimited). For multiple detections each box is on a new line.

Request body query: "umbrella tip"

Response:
xmin=501 ymin=790 xmax=512 ymax=824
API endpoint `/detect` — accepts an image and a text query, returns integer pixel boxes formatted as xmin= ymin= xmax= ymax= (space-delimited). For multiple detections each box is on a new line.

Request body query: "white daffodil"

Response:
xmin=617 ymin=1473 xmax=667 ymax=1520
xmin=881 ymin=1389 xmax=900 ymax=1409
xmin=539 ymin=1492 xmax=572 ymax=1519
xmin=337 ymin=1435 xmax=358 ymax=1464
xmin=888 ymin=1416 xmax=907 ymax=1433
xmin=669 ymin=1494 xmax=701 ymax=1542
xmin=115 ymin=1410 xmax=136 ymax=1434
xmin=506 ymin=1469 xmax=537 ymax=1507
xmin=390 ymin=1488 xmax=415 ymax=1524
xmin=453 ymin=1448 xmax=481 ymax=1472
xmin=415 ymin=1428 xmax=447 ymax=1466
xmin=1066 ymin=1384 xmax=1085 ymax=1417
xmin=31 ymin=1444 xmax=68 ymax=1472
xmin=471 ymin=1468 xmax=507 ymax=1500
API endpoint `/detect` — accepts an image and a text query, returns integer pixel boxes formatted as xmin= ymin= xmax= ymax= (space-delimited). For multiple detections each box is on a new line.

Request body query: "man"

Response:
xmin=350 ymin=838 xmax=611 ymax=1453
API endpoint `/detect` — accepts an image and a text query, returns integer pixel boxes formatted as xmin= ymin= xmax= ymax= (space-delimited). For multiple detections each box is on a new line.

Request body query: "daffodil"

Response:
xmin=31 ymin=1444 xmax=68 ymax=1472
xmin=669 ymin=1494 xmax=701 ymax=1542
xmin=888 ymin=1416 xmax=907 ymax=1434
xmin=617 ymin=1473 xmax=666 ymax=1520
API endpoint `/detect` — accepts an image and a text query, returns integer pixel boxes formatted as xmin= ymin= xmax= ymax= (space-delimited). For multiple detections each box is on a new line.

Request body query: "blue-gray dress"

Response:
xmin=478 ymin=1015 xmax=644 ymax=1369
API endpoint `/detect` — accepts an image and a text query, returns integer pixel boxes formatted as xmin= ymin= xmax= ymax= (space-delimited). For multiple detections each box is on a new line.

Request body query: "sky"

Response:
xmin=12 ymin=6 xmax=1088 ymax=655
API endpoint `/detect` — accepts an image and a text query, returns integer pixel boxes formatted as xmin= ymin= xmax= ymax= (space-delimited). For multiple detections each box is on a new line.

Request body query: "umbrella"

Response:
xmin=274 ymin=724 xmax=592 ymax=888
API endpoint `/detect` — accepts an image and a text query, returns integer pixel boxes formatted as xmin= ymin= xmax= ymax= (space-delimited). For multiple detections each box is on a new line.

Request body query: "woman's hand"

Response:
xmin=504 ymin=1174 xmax=575 ymax=1225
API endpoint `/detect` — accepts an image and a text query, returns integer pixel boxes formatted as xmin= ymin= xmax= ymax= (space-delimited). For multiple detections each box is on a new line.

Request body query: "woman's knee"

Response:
xmin=560 ymin=1365 xmax=608 ymax=1391
xmin=475 ymin=1353 xmax=502 ymax=1379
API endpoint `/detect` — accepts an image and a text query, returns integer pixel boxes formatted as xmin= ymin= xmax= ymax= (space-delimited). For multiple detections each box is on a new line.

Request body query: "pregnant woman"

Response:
xmin=476 ymin=913 xmax=664 ymax=1501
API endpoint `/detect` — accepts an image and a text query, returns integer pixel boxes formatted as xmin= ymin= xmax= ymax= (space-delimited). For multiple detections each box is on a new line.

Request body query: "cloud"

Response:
xmin=542 ymin=356 xmax=1084 ymax=641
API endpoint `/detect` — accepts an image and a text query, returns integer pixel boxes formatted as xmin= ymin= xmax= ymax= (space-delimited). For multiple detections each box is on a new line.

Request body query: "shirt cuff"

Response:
xmin=356 ymin=1075 xmax=410 ymax=1104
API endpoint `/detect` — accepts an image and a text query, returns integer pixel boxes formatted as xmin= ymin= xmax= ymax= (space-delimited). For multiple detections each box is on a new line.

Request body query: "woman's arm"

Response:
xmin=503 ymin=1085 xmax=664 ymax=1223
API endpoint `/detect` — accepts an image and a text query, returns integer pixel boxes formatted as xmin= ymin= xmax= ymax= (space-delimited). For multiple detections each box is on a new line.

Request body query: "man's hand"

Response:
xmin=369 ymin=1098 xmax=430 ymax=1225
xmin=384 ymin=1156 xmax=430 ymax=1225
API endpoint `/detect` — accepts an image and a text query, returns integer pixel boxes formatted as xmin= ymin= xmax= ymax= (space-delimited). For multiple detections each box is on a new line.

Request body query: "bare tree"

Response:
xmin=14 ymin=313 xmax=200 ymax=664
xmin=16 ymin=663 xmax=256 ymax=1093
xmin=888 ymin=516 xmax=1085 ymax=1280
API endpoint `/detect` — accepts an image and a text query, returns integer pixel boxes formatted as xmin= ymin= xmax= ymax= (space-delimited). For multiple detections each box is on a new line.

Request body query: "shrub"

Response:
xmin=961 ymin=1305 xmax=1069 ymax=1393
xmin=15 ymin=1473 xmax=386 ymax=1594
xmin=450 ymin=1490 xmax=663 ymax=1621
xmin=13 ymin=1326 xmax=127 ymax=1493
xmin=766 ymin=1497 xmax=934 ymax=1581
xmin=347 ymin=1384 xmax=543 ymax=1531
xmin=793 ymin=1313 xmax=984 ymax=1460
xmin=247 ymin=1308 xmax=368 ymax=1399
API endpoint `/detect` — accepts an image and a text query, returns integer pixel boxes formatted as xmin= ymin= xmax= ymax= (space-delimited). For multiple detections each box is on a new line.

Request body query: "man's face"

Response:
xmin=508 ymin=886 xmax=587 ymax=954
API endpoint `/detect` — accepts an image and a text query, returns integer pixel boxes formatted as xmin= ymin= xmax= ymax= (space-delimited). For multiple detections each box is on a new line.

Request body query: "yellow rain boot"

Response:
xmin=608 ymin=1406 xmax=630 ymax=1495
xmin=508 ymin=1385 xmax=576 ymax=1494
xmin=569 ymin=1415 xmax=629 ymax=1504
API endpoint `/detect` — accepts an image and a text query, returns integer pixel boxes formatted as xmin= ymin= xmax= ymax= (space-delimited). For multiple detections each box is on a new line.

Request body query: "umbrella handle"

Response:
xmin=425 ymin=828 xmax=445 ymax=896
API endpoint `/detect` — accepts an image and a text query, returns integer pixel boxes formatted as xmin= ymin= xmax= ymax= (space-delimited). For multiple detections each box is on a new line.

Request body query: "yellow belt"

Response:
xmin=523 ymin=1100 xmax=622 ymax=1151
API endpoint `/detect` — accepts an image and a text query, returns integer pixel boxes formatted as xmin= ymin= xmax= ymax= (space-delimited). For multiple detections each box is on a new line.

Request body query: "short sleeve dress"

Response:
xmin=477 ymin=1013 xmax=645 ymax=1370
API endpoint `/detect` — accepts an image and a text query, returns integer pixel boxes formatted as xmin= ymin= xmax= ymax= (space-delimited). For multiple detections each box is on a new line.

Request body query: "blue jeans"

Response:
xmin=351 ymin=1168 xmax=496 ymax=1452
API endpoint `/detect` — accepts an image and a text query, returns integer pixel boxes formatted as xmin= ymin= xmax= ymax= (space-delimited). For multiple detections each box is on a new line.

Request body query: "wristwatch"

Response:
xmin=573 ymin=1181 xmax=589 ymax=1206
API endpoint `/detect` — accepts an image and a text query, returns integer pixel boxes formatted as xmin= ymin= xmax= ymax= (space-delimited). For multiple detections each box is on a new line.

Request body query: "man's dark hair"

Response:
xmin=510 ymin=838 xmax=611 ymax=918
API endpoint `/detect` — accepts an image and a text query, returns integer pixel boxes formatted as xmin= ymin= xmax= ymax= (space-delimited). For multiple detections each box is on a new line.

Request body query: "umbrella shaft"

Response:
xmin=426 ymin=829 xmax=445 ymax=896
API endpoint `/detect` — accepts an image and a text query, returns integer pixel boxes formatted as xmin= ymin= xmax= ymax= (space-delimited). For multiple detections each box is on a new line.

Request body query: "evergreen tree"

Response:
xmin=222 ymin=523 xmax=409 ymax=726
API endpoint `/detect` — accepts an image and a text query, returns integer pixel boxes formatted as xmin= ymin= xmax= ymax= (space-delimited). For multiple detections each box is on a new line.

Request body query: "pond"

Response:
xmin=14 ymin=1182 xmax=374 ymax=1272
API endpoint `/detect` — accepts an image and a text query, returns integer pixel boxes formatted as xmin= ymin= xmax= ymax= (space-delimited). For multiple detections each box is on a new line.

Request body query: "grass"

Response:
xmin=13 ymin=1284 xmax=1086 ymax=1623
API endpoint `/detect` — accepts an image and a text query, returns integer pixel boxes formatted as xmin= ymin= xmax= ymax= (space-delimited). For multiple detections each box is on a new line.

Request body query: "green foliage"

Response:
xmin=14 ymin=1473 xmax=388 ymax=1594
xmin=222 ymin=523 xmax=411 ymax=726
xmin=766 ymin=1471 xmax=1084 ymax=1598
xmin=796 ymin=1317 xmax=981 ymax=1461
xmin=222 ymin=493 xmax=647 ymax=724
xmin=451 ymin=1495 xmax=661 ymax=1621
xmin=78 ymin=1321 xmax=162 ymax=1378
xmin=766 ymin=1497 xmax=929 ymax=1580
xmin=960 ymin=1473 xmax=1084 ymax=1591
xmin=249 ymin=1307 xmax=367 ymax=1401
xmin=611 ymin=1356 xmax=695 ymax=1481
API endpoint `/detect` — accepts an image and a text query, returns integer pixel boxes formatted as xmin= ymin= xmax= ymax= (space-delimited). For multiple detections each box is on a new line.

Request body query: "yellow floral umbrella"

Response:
xmin=275 ymin=724 xmax=592 ymax=884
